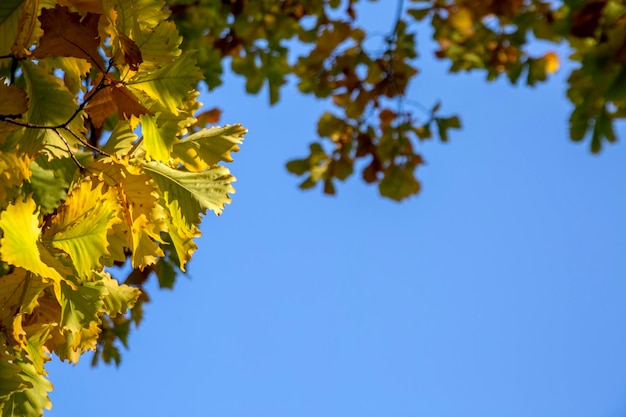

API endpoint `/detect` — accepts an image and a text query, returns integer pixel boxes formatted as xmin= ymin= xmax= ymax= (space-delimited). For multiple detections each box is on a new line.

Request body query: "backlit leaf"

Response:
xmin=58 ymin=280 xmax=103 ymax=334
xmin=94 ymin=271 xmax=140 ymax=316
xmin=42 ymin=179 xmax=121 ymax=278
xmin=127 ymin=53 xmax=203 ymax=115
xmin=143 ymin=161 xmax=236 ymax=220
xmin=172 ymin=124 xmax=246 ymax=171
xmin=20 ymin=61 xmax=86 ymax=158
xmin=0 ymin=197 xmax=66 ymax=283
xmin=0 ymin=357 xmax=52 ymax=417
xmin=32 ymin=5 xmax=105 ymax=71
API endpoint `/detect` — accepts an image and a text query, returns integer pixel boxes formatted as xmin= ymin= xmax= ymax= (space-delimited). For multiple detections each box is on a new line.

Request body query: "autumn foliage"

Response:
xmin=0 ymin=0 xmax=245 ymax=415
xmin=1 ymin=0 xmax=626 ymax=415
xmin=168 ymin=0 xmax=625 ymax=199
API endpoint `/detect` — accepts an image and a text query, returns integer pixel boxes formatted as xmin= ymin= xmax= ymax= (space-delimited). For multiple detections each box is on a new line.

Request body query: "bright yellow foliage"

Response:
xmin=0 ymin=1 xmax=245 ymax=415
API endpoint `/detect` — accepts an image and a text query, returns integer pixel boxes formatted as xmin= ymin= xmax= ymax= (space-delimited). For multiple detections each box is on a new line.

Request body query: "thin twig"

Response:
xmin=64 ymin=126 xmax=111 ymax=157
xmin=53 ymin=127 xmax=85 ymax=171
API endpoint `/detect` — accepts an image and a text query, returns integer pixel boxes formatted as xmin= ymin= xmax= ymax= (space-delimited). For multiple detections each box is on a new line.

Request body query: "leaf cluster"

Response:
xmin=0 ymin=1 xmax=245 ymax=415
xmin=167 ymin=0 xmax=624 ymax=200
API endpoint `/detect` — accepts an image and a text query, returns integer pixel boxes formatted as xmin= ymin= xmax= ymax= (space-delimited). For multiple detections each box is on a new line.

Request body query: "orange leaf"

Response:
xmin=543 ymin=51 xmax=560 ymax=74
xmin=32 ymin=5 xmax=105 ymax=71
xmin=196 ymin=108 xmax=222 ymax=126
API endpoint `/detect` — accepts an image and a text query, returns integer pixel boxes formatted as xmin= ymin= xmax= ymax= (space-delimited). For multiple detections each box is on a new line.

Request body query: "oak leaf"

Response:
xmin=84 ymin=75 xmax=150 ymax=127
xmin=0 ymin=81 xmax=29 ymax=116
xmin=32 ymin=5 xmax=105 ymax=71
xmin=0 ymin=197 xmax=67 ymax=284
xmin=42 ymin=179 xmax=121 ymax=278
xmin=118 ymin=32 xmax=143 ymax=71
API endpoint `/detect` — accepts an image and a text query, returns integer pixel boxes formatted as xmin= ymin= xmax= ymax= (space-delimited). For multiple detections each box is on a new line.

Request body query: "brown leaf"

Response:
xmin=118 ymin=33 xmax=143 ymax=71
xmin=84 ymin=82 xmax=116 ymax=127
xmin=32 ymin=5 xmax=105 ymax=71
xmin=570 ymin=0 xmax=606 ymax=38
xmin=379 ymin=109 xmax=396 ymax=130
xmin=196 ymin=107 xmax=222 ymax=126
xmin=84 ymin=75 xmax=150 ymax=127
xmin=110 ymin=80 xmax=151 ymax=121
xmin=0 ymin=82 xmax=29 ymax=116
xmin=362 ymin=157 xmax=381 ymax=184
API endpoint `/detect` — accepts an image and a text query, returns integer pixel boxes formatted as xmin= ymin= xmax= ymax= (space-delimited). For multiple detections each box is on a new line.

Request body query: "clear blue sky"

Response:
xmin=46 ymin=3 xmax=626 ymax=416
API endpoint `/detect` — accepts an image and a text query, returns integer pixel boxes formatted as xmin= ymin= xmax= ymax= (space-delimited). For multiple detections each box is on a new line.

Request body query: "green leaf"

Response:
xmin=590 ymin=105 xmax=616 ymax=153
xmin=94 ymin=271 xmax=140 ymax=317
xmin=153 ymin=255 xmax=178 ymax=289
xmin=141 ymin=113 xmax=177 ymax=162
xmin=163 ymin=199 xmax=200 ymax=271
xmin=407 ymin=8 xmax=430 ymax=21
xmin=26 ymin=156 xmax=78 ymax=215
xmin=0 ymin=269 xmax=48 ymax=322
xmin=0 ymin=0 xmax=25 ymax=58
xmin=0 ymin=357 xmax=52 ymax=417
xmin=435 ymin=115 xmax=462 ymax=142
xmin=106 ymin=0 xmax=170 ymax=36
xmin=286 ymin=158 xmax=309 ymax=175
xmin=0 ymin=350 xmax=27 ymax=405
xmin=127 ymin=53 xmax=203 ymax=115
xmin=379 ymin=165 xmax=421 ymax=201
xmin=172 ymin=124 xmax=246 ymax=171
xmin=143 ymin=162 xmax=236 ymax=221
xmin=123 ymin=19 xmax=182 ymax=71
xmin=59 ymin=281 xmax=103 ymax=334
xmin=19 ymin=61 xmax=86 ymax=158
xmin=101 ymin=120 xmax=137 ymax=156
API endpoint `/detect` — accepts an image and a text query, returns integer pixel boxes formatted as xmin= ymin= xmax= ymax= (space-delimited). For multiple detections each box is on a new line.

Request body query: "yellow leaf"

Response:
xmin=0 ymin=149 xmax=32 ymax=205
xmin=0 ymin=197 xmax=67 ymax=284
xmin=42 ymin=179 xmax=121 ymax=278
xmin=3 ymin=0 xmax=38 ymax=59
xmin=164 ymin=199 xmax=200 ymax=271
xmin=87 ymin=160 xmax=165 ymax=269
xmin=449 ymin=7 xmax=474 ymax=36
xmin=543 ymin=51 xmax=559 ymax=74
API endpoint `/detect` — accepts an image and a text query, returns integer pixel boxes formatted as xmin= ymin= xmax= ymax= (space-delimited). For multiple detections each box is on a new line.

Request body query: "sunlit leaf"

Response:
xmin=0 ymin=197 xmax=67 ymax=283
xmin=172 ymin=124 xmax=246 ymax=171
xmin=127 ymin=53 xmax=203 ymax=115
xmin=42 ymin=179 xmax=121 ymax=278
xmin=143 ymin=161 xmax=236 ymax=220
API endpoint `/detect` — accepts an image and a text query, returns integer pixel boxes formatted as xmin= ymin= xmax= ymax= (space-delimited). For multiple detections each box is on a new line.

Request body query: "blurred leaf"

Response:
xmin=379 ymin=164 xmax=421 ymax=201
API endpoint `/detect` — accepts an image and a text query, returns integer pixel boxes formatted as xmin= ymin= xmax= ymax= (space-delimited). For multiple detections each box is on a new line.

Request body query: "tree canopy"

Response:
xmin=0 ymin=0 xmax=623 ymax=415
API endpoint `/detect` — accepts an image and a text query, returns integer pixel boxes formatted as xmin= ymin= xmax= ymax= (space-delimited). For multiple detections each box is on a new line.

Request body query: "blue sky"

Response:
xmin=46 ymin=3 xmax=626 ymax=416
